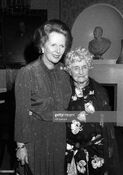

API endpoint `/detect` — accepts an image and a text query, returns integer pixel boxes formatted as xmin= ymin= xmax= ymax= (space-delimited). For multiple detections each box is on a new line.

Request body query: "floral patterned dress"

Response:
xmin=65 ymin=78 xmax=120 ymax=175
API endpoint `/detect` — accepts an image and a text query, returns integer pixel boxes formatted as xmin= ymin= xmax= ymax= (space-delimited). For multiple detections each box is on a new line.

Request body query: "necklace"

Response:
xmin=73 ymin=79 xmax=89 ymax=99
xmin=71 ymin=80 xmax=95 ymax=113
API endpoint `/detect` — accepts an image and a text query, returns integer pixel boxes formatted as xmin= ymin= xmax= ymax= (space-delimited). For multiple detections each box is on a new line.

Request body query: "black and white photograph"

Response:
xmin=0 ymin=0 xmax=123 ymax=175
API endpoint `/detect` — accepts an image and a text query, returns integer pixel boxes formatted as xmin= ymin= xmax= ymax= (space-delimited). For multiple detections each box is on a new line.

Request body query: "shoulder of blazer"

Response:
xmin=89 ymin=77 xmax=110 ymax=104
xmin=25 ymin=58 xmax=41 ymax=70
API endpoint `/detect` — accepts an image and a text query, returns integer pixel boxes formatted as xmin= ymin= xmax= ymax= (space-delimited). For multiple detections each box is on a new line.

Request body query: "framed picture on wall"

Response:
xmin=0 ymin=17 xmax=4 ymax=63
xmin=0 ymin=23 xmax=2 ymax=59
xmin=2 ymin=9 xmax=47 ymax=67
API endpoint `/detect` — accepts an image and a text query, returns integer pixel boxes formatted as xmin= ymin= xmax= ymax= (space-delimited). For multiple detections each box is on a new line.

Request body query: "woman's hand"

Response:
xmin=16 ymin=144 xmax=28 ymax=165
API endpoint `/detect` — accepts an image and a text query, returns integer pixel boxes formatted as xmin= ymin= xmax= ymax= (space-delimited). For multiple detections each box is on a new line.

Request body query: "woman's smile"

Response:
xmin=52 ymin=54 xmax=61 ymax=59
xmin=42 ymin=31 xmax=66 ymax=69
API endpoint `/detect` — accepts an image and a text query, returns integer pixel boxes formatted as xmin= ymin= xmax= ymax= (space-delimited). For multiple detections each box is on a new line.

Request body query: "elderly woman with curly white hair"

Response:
xmin=64 ymin=47 xmax=120 ymax=175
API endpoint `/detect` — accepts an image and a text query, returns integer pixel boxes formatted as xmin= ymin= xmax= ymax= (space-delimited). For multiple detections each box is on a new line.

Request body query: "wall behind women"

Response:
xmin=30 ymin=0 xmax=60 ymax=19
xmin=60 ymin=0 xmax=123 ymax=28
xmin=0 ymin=0 xmax=60 ymax=90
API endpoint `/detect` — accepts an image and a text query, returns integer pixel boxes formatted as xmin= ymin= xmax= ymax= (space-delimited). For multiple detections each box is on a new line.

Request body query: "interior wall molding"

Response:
xmin=60 ymin=0 xmax=123 ymax=28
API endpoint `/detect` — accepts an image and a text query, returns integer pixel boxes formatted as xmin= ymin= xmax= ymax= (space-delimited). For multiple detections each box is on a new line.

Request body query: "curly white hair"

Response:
xmin=65 ymin=47 xmax=93 ymax=71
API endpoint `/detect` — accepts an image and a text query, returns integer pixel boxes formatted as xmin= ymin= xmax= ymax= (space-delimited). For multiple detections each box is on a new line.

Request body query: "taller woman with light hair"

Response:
xmin=14 ymin=19 xmax=73 ymax=175
xmin=64 ymin=47 xmax=120 ymax=175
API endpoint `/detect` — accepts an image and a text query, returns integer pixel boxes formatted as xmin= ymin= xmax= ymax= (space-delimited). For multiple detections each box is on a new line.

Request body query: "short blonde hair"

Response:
xmin=33 ymin=19 xmax=73 ymax=55
xmin=65 ymin=47 xmax=93 ymax=71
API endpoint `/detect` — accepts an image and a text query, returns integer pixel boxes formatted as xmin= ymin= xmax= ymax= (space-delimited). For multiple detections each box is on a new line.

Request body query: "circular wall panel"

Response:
xmin=72 ymin=3 xmax=123 ymax=60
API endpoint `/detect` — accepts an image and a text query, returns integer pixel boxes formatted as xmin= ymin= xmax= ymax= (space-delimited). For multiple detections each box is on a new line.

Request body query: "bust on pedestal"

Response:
xmin=88 ymin=26 xmax=111 ymax=60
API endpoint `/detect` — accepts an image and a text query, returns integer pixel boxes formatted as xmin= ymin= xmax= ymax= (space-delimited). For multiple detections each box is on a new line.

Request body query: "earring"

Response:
xmin=42 ymin=48 xmax=44 ymax=53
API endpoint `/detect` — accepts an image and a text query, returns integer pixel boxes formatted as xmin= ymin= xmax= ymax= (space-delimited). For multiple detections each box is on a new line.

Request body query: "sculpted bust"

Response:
xmin=88 ymin=26 xmax=111 ymax=60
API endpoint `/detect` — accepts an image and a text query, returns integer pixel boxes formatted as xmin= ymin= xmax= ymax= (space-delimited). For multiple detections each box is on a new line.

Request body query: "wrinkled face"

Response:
xmin=70 ymin=59 xmax=89 ymax=84
xmin=42 ymin=31 xmax=66 ymax=67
